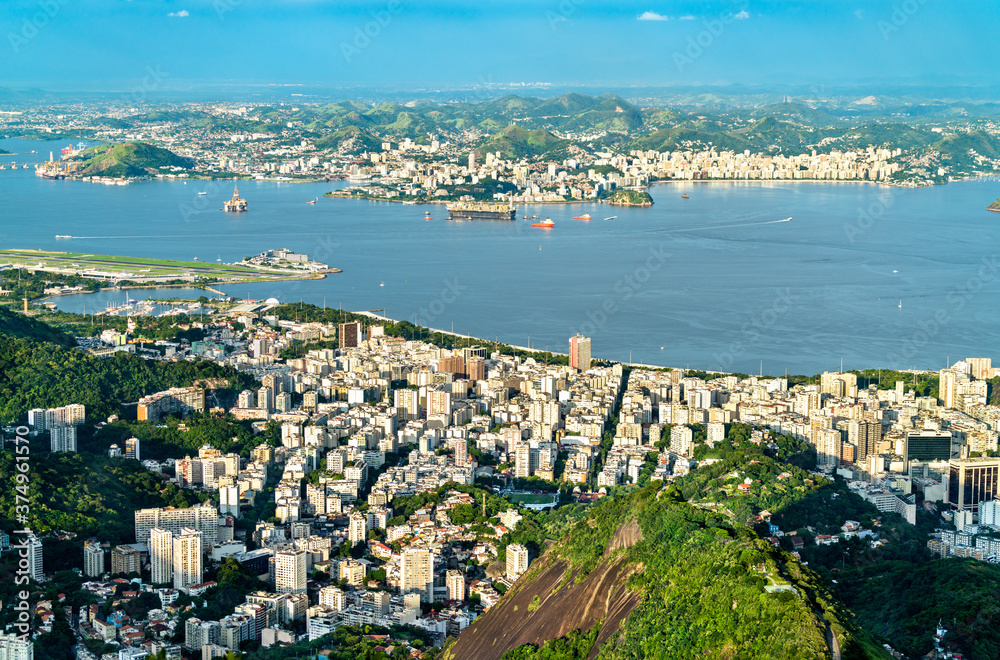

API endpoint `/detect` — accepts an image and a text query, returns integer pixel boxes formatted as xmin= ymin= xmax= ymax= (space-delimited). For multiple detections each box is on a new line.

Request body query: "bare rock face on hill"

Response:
xmin=446 ymin=519 xmax=644 ymax=660
xmin=444 ymin=483 xmax=893 ymax=660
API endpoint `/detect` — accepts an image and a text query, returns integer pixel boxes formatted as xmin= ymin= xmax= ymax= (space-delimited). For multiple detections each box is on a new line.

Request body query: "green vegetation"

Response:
xmin=501 ymin=625 xmax=601 ymax=659
xmin=0 ymin=306 xmax=75 ymax=346
xmin=481 ymin=125 xmax=570 ymax=159
xmin=453 ymin=481 xmax=890 ymax=659
xmin=605 ymin=189 xmax=653 ymax=207
xmin=93 ymin=414 xmax=264 ymax=460
xmin=0 ymin=331 xmax=256 ymax=421
xmin=244 ymin=624 xmax=438 ymax=660
xmin=0 ymin=450 xmax=201 ymax=544
xmin=72 ymin=141 xmax=195 ymax=177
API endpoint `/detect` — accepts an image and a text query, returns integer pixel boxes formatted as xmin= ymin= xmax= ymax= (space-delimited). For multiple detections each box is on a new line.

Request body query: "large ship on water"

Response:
xmin=446 ymin=201 xmax=516 ymax=221
xmin=223 ymin=184 xmax=248 ymax=212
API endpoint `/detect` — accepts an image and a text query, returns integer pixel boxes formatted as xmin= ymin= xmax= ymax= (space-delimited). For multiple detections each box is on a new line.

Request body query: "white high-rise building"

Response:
xmin=83 ymin=542 xmax=104 ymax=578
xmin=670 ymin=426 xmax=694 ymax=457
xmin=150 ymin=527 xmax=174 ymax=585
xmin=0 ymin=632 xmax=34 ymax=660
xmin=506 ymin=544 xmax=529 ymax=579
xmin=49 ymin=424 xmax=77 ymax=453
xmin=348 ymin=511 xmax=368 ymax=545
xmin=220 ymin=485 xmax=241 ymax=518
xmin=706 ymin=422 xmax=725 ymax=447
xmin=275 ymin=548 xmax=307 ymax=595
xmin=318 ymin=585 xmax=346 ymax=611
xmin=401 ymin=548 xmax=433 ymax=604
xmin=24 ymin=535 xmax=43 ymax=582
xmin=446 ymin=569 xmax=465 ymax=601
xmin=171 ymin=528 xmax=203 ymax=590
xmin=134 ymin=503 xmax=218 ymax=546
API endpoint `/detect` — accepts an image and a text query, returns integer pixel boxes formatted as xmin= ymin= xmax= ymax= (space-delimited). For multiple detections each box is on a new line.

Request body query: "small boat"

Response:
xmin=55 ymin=235 xmax=71 ymax=239
xmin=531 ymin=218 xmax=555 ymax=229
xmin=193 ymin=257 xmax=198 ymax=261
xmin=198 ymin=191 xmax=208 ymax=195
xmin=604 ymin=216 xmax=617 ymax=221
xmin=306 ymin=200 xmax=316 ymax=204
xmin=380 ymin=281 xmax=385 ymax=287
xmin=532 ymin=214 xmax=539 ymax=219
xmin=682 ymin=194 xmax=689 ymax=199
xmin=898 ymin=300 xmax=902 ymax=309
xmin=573 ymin=214 xmax=591 ymax=221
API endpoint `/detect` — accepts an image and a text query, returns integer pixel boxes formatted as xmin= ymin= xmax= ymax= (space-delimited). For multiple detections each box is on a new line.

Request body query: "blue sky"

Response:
xmin=0 ymin=0 xmax=993 ymax=92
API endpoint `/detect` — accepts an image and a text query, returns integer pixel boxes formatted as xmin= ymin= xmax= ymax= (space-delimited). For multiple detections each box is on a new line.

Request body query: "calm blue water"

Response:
xmin=4 ymin=137 xmax=1000 ymax=375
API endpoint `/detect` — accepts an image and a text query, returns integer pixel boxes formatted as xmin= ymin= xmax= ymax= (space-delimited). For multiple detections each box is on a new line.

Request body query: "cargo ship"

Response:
xmin=531 ymin=218 xmax=555 ymax=228
xmin=446 ymin=201 xmax=517 ymax=221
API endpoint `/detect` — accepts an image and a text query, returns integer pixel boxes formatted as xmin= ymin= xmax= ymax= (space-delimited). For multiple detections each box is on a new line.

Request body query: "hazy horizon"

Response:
xmin=2 ymin=0 xmax=997 ymax=96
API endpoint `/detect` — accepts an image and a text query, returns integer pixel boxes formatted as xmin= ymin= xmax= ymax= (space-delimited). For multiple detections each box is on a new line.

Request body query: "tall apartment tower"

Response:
xmin=171 ymin=528 xmax=203 ymax=590
xmin=83 ymin=542 xmax=105 ymax=578
xmin=506 ymin=544 xmax=529 ymax=579
xmin=125 ymin=437 xmax=141 ymax=461
xmin=339 ymin=321 xmax=362 ymax=350
xmin=49 ymin=424 xmax=77 ymax=452
xmin=150 ymin=527 xmax=174 ymax=585
xmin=446 ymin=569 xmax=465 ymax=601
xmin=401 ymin=548 xmax=434 ymax=605
xmin=569 ymin=334 xmax=591 ymax=371
xmin=856 ymin=420 xmax=882 ymax=461
xmin=275 ymin=548 xmax=307 ymax=595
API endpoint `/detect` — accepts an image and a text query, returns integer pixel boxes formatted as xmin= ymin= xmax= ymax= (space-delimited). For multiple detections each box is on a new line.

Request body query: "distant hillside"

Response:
xmin=989 ymin=197 xmax=1000 ymax=212
xmin=314 ymin=125 xmax=381 ymax=153
xmin=480 ymin=125 xmax=570 ymax=159
xmin=74 ymin=142 xmax=195 ymax=177
xmin=446 ymin=482 xmax=890 ymax=660
xmin=0 ymin=307 xmax=75 ymax=347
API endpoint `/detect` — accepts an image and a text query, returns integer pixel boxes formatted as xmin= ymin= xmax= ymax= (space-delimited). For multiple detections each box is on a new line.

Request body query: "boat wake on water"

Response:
xmin=656 ymin=216 xmax=792 ymax=235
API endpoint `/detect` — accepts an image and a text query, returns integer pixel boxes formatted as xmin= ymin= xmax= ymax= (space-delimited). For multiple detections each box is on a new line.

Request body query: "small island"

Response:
xmin=607 ymin=188 xmax=654 ymax=207
xmin=989 ymin=197 xmax=1000 ymax=212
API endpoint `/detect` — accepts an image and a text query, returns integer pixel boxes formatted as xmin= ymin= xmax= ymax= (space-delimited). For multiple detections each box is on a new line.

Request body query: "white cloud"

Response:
xmin=637 ymin=11 xmax=670 ymax=21
xmin=168 ymin=9 xmax=189 ymax=17
xmin=679 ymin=14 xmax=696 ymax=20
xmin=734 ymin=10 xmax=750 ymax=20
